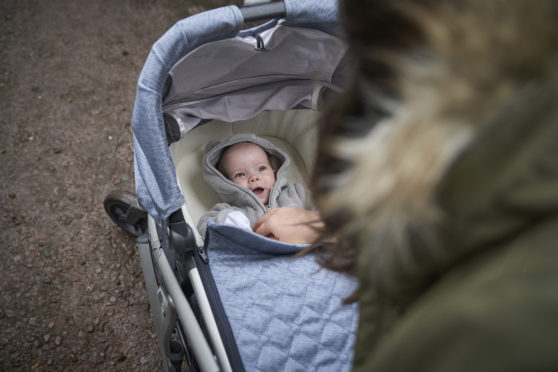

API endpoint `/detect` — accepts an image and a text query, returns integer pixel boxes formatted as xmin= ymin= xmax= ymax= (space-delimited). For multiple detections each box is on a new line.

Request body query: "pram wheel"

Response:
xmin=103 ymin=190 xmax=147 ymax=237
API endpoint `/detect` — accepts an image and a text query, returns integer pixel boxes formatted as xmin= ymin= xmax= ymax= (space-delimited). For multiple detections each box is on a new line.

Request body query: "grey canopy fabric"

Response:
xmin=132 ymin=0 xmax=343 ymax=225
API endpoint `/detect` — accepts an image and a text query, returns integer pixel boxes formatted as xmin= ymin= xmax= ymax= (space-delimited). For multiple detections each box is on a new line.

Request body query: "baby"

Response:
xmin=197 ymin=133 xmax=310 ymax=238
xmin=218 ymin=141 xmax=276 ymax=206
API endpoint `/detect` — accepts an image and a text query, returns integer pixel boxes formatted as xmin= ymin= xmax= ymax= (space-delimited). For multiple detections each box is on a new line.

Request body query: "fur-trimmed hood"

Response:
xmin=315 ymin=0 xmax=558 ymax=306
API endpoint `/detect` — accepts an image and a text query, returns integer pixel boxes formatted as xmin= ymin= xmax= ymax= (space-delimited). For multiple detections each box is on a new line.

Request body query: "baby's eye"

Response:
xmin=233 ymin=172 xmax=245 ymax=179
xmin=258 ymin=166 xmax=267 ymax=172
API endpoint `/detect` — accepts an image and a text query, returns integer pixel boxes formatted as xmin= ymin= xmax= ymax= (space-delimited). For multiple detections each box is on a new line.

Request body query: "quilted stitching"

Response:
xmin=206 ymin=224 xmax=358 ymax=372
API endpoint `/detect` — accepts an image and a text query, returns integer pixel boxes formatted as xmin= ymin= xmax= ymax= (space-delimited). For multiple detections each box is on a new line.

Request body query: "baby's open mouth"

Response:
xmin=252 ymin=187 xmax=264 ymax=195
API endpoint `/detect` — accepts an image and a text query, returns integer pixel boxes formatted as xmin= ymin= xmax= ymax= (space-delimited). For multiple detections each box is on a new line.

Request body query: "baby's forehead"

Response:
xmin=219 ymin=141 xmax=270 ymax=171
xmin=228 ymin=141 xmax=262 ymax=153
xmin=223 ymin=142 xmax=267 ymax=159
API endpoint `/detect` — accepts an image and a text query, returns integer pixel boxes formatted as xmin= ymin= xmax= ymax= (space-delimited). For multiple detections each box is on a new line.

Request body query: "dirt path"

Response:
xmin=0 ymin=1 xmax=228 ymax=370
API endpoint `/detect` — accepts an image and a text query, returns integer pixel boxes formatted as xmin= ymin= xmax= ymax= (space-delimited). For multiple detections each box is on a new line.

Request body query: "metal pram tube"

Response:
xmin=141 ymin=217 xmax=221 ymax=372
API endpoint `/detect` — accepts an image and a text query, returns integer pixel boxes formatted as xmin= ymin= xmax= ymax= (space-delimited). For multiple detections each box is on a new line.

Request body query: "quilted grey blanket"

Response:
xmin=206 ymin=223 xmax=359 ymax=372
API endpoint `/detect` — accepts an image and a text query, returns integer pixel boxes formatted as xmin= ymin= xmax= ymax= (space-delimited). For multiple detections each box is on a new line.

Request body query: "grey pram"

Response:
xmin=104 ymin=1 xmax=358 ymax=371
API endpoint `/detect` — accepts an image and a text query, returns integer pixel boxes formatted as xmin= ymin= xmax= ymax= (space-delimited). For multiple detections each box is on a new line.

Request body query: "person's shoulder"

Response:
xmin=363 ymin=223 xmax=558 ymax=372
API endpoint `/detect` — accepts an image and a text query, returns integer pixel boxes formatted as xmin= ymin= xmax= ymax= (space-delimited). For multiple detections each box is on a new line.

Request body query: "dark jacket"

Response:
xmin=353 ymin=74 xmax=558 ymax=372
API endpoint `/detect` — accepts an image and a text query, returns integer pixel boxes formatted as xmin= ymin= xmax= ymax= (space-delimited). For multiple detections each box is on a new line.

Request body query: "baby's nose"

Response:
xmin=249 ymin=174 xmax=259 ymax=182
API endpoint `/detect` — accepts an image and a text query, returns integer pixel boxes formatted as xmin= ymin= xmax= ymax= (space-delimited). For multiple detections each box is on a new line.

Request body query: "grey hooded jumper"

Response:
xmin=197 ymin=133 xmax=311 ymax=238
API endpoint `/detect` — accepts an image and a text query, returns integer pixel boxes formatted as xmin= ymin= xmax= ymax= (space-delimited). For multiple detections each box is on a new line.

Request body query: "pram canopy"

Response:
xmin=132 ymin=0 xmax=345 ymax=225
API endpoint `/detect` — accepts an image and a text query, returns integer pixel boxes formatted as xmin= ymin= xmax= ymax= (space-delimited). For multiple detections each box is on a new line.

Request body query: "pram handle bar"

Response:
xmin=240 ymin=1 xmax=286 ymax=23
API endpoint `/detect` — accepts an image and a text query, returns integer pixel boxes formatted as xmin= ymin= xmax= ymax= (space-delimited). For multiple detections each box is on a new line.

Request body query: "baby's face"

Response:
xmin=221 ymin=142 xmax=276 ymax=205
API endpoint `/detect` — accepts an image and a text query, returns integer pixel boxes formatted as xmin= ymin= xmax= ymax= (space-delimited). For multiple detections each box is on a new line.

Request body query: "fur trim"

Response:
xmin=315 ymin=0 xmax=558 ymax=303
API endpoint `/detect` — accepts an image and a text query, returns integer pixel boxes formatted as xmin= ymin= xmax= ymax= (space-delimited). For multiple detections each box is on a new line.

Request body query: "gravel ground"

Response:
xmin=0 ymin=0 xmax=230 ymax=370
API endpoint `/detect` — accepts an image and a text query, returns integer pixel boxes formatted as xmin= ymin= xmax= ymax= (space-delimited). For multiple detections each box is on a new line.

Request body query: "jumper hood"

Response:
xmin=202 ymin=133 xmax=291 ymax=209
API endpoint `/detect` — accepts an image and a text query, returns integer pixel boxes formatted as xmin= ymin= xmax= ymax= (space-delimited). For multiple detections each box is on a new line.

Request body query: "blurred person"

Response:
xmin=312 ymin=0 xmax=558 ymax=371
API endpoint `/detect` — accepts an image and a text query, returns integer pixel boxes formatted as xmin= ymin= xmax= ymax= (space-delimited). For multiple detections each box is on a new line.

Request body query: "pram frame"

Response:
xmin=142 ymin=109 xmax=321 ymax=371
xmin=104 ymin=1 xmax=346 ymax=371
xmin=140 ymin=215 xmax=228 ymax=372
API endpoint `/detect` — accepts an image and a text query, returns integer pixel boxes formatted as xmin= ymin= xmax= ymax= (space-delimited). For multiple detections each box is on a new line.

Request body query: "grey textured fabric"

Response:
xmin=162 ymin=23 xmax=347 ymax=135
xmin=205 ymin=223 xmax=358 ymax=371
xmin=197 ymin=133 xmax=310 ymax=238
